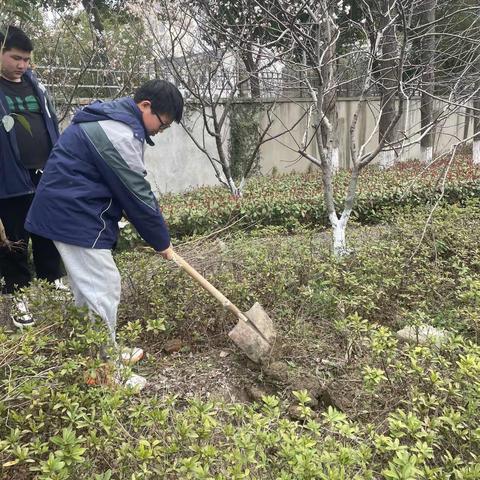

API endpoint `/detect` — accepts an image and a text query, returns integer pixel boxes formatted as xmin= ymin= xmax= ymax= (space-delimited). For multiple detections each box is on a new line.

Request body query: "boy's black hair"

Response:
xmin=134 ymin=79 xmax=184 ymax=123
xmin=0 ymin=25 xmax=33 ymax=52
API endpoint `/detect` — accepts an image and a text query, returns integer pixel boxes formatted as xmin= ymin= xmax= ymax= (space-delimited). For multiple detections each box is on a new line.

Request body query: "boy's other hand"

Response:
xmin=159 ymin=245 xmax=174 ymax=260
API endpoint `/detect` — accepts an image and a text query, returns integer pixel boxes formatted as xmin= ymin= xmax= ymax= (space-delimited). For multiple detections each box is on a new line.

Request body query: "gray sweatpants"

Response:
xmin=54 ymin=241 xmax=121 ymax=343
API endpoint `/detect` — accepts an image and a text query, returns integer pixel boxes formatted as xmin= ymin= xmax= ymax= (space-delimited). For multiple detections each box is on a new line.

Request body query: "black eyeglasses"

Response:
xmin=153 ymin=111 xmax=171 ymax=131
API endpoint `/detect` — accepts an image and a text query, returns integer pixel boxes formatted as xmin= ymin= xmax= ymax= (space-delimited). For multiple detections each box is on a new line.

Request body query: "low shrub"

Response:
xmin=2 ymin=198 xmax=480 ymax=478
xmin=118 ymin=157 xmax=480 ymax=245
xmin=1 ymin=293 xmax=479 ymax=478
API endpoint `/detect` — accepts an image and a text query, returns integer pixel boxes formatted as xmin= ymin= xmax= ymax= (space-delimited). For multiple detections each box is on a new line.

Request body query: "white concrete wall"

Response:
xmin=62 ymin=97 xmax=473 ymax=195
xmin=144 ymin=110 xmax=220 ymax=194
xmin=145 ymin=97 xmax=472 ymax=194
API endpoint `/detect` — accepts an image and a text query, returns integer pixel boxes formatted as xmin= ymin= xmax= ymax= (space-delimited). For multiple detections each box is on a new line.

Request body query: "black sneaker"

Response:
xmin=11 ymin=299 xmax=34 ymax=328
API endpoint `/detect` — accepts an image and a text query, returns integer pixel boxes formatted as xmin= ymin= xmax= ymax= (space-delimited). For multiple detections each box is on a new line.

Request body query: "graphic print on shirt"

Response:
xmin=4 ymin=94 xmax=41 ymax=120
xmin=0 ymin=77 xmax=52 ymax=169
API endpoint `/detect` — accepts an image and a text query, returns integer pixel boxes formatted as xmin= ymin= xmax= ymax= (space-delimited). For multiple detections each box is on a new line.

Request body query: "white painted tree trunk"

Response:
xmin=474 ymin=140 xmax=480 ymax=165
xmin=421 ymin=145 xmax=433 ymax=164
xmin=378 ymin=150 xmax=395 ymax=169
xmin=227 ymin=176 xmax=241 ymax=196
xmin=333 ymin=223 xmax=347 ymax=256
xmin=330 ymin=213 xmax=348 ymax=256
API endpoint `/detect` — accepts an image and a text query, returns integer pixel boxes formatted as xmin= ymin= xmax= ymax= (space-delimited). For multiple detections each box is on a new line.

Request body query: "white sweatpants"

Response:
xmin=54 ymin=241 xmax=121 ymax=343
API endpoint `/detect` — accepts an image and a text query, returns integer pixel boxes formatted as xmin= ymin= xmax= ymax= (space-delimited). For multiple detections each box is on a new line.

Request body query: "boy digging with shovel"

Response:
xmin=25 ymin=79 xmax=184 ymax=390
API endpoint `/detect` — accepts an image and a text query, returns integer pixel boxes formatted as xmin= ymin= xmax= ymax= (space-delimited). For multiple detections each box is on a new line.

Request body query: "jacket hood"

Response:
xmin=72 ymin=97 xmax=155 ymax=146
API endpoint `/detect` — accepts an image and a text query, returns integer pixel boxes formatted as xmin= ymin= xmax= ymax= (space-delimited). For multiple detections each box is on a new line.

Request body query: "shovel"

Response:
xmin=171 ymin=252 xmax=276 ymax=363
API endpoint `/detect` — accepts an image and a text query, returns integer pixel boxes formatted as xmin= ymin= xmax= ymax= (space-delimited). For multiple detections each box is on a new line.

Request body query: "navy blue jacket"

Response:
xmin=0 ymin=70 xmax=59 ymax=199
xmin=25 ymin=98 xmax=170 ymax=251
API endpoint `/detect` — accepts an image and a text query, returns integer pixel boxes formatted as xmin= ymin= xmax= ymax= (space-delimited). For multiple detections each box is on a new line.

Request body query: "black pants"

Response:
xmin=0 ymin=170 xmax=63 ymax=294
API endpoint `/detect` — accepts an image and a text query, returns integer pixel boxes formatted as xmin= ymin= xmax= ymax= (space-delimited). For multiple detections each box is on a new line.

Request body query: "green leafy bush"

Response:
xmin=137 ymin=157 xmax=480 ymax=243
xmin=2 ymin=171 xmax=480 ymax=478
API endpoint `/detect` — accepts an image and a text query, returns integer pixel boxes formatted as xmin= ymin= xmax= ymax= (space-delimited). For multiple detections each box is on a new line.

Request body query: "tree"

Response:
xmin=1 ymin=1 xmax=151 ymax=120
xmin=242 ymin=0 xmax=392 ymax=253
xmin=186 ymin=0 xmax=270 ymax=99
xmin=2 ymin=0 xmax=137 ymax=90
xmin=247 ymin=0 xmax=477 ymax=254
xmin=414 ymin=0 xmax=478 ymax=163
xmin=474 ymin=48 xmax=480 ymax=164
xmin=419 ymin=0 xmax=436 ymax=163
xmin=471 ymin=2 xmax=480 ymax=163
xmin=133 ymin=0 xmax=277 ymax=195
xmin=175 ymin=0 xmax=296 ymax=188
xmin=374 ymin=0 xmax=402 ymax=168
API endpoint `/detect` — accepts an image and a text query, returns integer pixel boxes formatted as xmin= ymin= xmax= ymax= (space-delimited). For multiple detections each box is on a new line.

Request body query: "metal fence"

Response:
xmin=35 ymin=64 xmax=373 ymax=102
xmin=36 ymin=63 xmax=468 ymax=103
xmin=35 ymin=65 xmax=154 ymax=99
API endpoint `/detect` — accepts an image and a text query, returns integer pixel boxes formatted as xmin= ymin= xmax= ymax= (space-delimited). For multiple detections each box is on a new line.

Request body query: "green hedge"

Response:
xmin=2 ymin=201 xmax=480 ymax=478
xmin=156 ymin=158 xmax=480 ymax=240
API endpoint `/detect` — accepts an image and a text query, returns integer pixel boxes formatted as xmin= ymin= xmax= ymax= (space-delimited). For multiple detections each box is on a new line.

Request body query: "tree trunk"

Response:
xmin=378 ymin=0 xmax=397 ymax=168
xmin=463 ymin=107 xmax=470 ymax=142
xmin=420 ymin=0 xmax=436 ymax=163
xmin=322 ymin=74 xmax=339 ymax=171
xmin=378 ymin=149 xmax=395 ymax=168
xmin=81 ymin=0 xmax=116 ymax=87
xmin=331 ymin=215 xmax=347 ymax=256
xmin=331 ymin=146 xmax=339 ymax=171
xmin=213 ymin=111 xmax=241 ymax=196
xmin=474 ymin=37 xmax=480 ymax=164
xmin=233 ymin=50 xmax=261 ymax=183
xmin=314 ymin=2 xmax=341 ymax=252
xmin=321 ymin=9 xmax=339 ymax=173
xmin=474 ymin=93 xmax=480 ymax=164
xmin=241 ymin=48 xmax=261 ymax=99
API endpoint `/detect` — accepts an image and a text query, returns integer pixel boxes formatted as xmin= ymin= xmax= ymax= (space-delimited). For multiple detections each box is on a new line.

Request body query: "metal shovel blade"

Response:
xmin=228 ymin=302 xmax=276 ymax=363
xmin=172 ymin=252 xmax=277 ymax=364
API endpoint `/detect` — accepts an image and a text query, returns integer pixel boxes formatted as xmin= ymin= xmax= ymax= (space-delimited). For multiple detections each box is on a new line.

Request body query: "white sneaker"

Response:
xmin=11 ymin=298 xmax=34 ymax=328
xmin=54 ymin=278 xmax=70 ymax=291
xmin=119 ymin=347 xmax=144 ymax=365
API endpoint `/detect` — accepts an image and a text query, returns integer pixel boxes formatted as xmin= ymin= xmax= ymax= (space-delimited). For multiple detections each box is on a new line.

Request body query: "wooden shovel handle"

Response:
xmin=171 ymin=252 xmax=249 ymax=323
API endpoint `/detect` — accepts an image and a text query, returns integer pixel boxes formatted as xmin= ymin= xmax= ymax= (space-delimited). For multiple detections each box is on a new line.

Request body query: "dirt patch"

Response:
xmin=123 ymin=231 xmax=387 ymax=415
xmin=144 ymin=347 xmax=257 ymax=403
xmin=142 ymin=339 xmax=354 ymax=418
